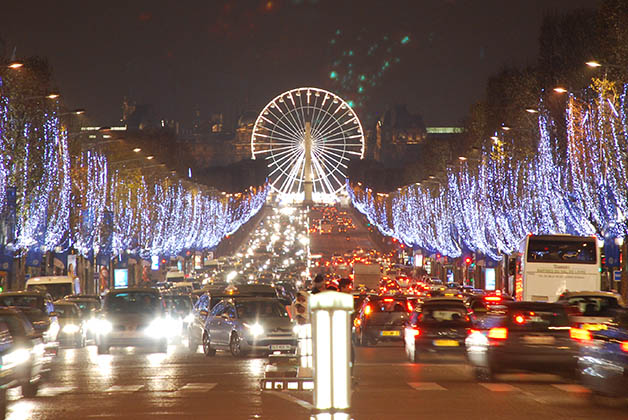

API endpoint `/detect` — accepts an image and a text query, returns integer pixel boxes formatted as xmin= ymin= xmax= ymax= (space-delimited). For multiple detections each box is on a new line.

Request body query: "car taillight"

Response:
xmin=409 ymin=327 xmax=420 ymax=337
xmin=383 ymin=298 xmax=394 ymax=302
xmin=514 ymin=315 xmax=525 ymax=324
xmin=468 ymin=329 xmax=481 ymax=335
xmin=488 ymin=327 xmax=508 ymax=340
xmin=364 ymin=305 xmax=372 ymax=316
xmin=353 ymin=318 xmax=361 ymax=327
xmin=570 ymin=327 xmax=592 ymax=342
xmin=621 ymin=341 xmax=628 ymax=353
xmin=484 ymin=296 xmax=501 ymax=302
xmin=407 ymin=302 xmax=413 ymax=312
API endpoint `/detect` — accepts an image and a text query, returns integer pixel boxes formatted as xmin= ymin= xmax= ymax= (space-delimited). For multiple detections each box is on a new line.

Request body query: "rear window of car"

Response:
xmin=0 ymin=295 xmax=42 ymax=309
xmin=565 ymin=296 xmax=620 ymax=317
xmin=506 ymin=307 xmax=569 ymax=331
xmin=104 ymin=292 xmax=162 ymax=314
xmin=368 ymin=299 xmax=407 ymax=313
xmin=55 ymin=304 xmax=79 ymax=318
xmin=418 ymin=304 xmax=469 ymax=324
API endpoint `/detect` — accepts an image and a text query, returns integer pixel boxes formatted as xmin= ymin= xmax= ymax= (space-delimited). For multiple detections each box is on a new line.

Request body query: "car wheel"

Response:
xmin=97 ymin=342 xmax=110 ymax=354
xmin=0 ymin=388 xmax=6 ymax=419
xmin=202 ymin=332 xmax=216 ymax=357
xmin=473 ymin=367 xmax=494 ymax=382
xmin=230 ymin=333 xmax=245 ymax=358
xmin=21 ymin=379 xmax=39 ymax=398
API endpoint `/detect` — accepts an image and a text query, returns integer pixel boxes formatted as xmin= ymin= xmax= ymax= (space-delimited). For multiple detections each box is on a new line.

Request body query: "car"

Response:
xmin=467 ymin=294 xmax=514 ymax=317
xmin=353 ymin=296 xmax=411 ymax=346
xmin=405 ymin=299 xmax=472 ymax=362
xmin=578 ymin=309 xmax=628 ymax=398
xmin=61 ymin=296 xmax=101 ymax=340
xmin=0 ymin=292 xmax=59 ymax=361
xmin=201 ymin=297 xmax=296 ymax=357
xmin=52 ymin=301 xmax=86 ymax=348
xmin=162 ymin=294 xmax=194 ymax=343
xmin=0 ymin=307 xmax=46 ymax=416
xmin=94 ymin=288 xmax=170 ymax=354
xmin=556 ymin=291 xmax=624 ymax=330
xmin=466 ymin=302 xmax=581 ymax=381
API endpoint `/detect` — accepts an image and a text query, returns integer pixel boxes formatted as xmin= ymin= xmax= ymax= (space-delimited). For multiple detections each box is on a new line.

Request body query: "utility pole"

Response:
xmin=303 ymin=121 xmax=313 ymax=204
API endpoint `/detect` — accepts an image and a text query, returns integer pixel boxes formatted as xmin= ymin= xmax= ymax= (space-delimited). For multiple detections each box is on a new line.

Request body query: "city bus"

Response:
xmin=512 ymin=234 xmax=600 ymax=302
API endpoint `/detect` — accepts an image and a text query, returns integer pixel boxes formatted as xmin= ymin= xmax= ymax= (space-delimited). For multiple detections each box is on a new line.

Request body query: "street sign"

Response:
xmin=614 ymin=270 xmax=622 ymax=284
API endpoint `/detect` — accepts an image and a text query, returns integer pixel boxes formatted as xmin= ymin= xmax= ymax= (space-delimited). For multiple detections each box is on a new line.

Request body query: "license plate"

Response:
xmin=270 ymin=344 xmax=292 ymax=350
xmin=433 ymin=339 xmax=459 ymax=347
xmin=523 ymin=335 xmax=555 ymax=345
xmin=381 ymin=331 xmax=400 ymax=337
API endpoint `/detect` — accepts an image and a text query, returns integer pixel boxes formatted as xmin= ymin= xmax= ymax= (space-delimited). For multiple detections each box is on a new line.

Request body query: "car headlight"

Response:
xmin=62 ymin=324 xmax=80 ymax=334
xmin=145 ymin=319 xmax=169 ymax=338
xmin=244 ymin=323 xmax=264 ymax=337
xmin=183 ymin=314 xmax=194 ymax=324
xmin=96 ymin=319 xmax=113 ymax=334
xmin=2 ymin=348 xmax=31 ymax=370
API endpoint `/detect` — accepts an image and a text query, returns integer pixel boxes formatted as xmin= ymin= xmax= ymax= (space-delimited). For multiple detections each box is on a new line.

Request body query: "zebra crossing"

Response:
xmin=408 ymin=381 xmax=590 ymax=394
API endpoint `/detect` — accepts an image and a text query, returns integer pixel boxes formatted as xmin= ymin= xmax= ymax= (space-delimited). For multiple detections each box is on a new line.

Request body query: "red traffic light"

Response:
xmin=464 ymin=257 xmax=472 ymax=265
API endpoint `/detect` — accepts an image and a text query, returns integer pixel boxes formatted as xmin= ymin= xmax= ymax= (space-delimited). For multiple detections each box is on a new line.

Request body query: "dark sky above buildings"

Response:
xmin=1 ymin=0 xmax=599 ymax=127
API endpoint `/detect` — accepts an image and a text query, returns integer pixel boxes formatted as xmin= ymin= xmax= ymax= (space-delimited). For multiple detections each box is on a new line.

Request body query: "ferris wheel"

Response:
xmin=251 ymin=87 xmax=364 ymax=199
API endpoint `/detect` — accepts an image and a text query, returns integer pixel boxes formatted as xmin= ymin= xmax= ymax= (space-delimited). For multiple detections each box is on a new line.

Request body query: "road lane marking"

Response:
xmin=38 ymin=386 xmax=75 ymax=397
xmin=180 ymin=383 xmax=217 ymax=391
xmin=479 ymin=383 xmax=518 ymax=392
xmin=267 ymin=391 xmax=313 ymax=410
xmin=408 ymin=382 xmax=446 ymax=391
xmin=551 ymin=384 xmax=590 ymax=393
xmin=104 ymin=385 xmax=143 ymax=392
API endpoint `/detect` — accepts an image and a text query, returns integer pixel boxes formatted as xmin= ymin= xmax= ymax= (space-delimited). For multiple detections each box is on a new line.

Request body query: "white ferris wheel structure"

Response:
xmin=251 ymin=87 xmax=365 ymax=202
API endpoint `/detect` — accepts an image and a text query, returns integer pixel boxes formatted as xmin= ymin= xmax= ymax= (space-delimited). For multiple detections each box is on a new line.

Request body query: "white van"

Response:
xmin=25 ymin=276 xmax=81 ymax=300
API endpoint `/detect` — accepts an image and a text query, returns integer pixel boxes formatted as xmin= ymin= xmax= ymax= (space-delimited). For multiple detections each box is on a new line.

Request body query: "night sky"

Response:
xmin=1 ymin=0 xmax=599 ymax=127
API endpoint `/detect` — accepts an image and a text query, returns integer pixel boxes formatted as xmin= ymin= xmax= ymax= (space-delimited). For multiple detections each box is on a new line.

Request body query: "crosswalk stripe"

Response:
xmin=179 ymin=383 xmax=217 ymax=391
xmin=479 ymin=383 xmax=519 ymax=392
xmin=105 ymin=385 xmax=143 ymax=392
xmin=38 ymin=386 xmax=75 ymax=397
xmin=551 ymin=384 xmax=590 ymax=393
xmin=408 ymin=382 xmax=446 ymax=391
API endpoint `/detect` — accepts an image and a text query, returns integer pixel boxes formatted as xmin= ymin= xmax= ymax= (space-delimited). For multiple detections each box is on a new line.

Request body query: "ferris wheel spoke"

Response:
xmin=266 ymin=145 xmax=301 ymax=162
xmin=253 ymin=131 xmax=298 ymax=144
xmin=278 ymin=153 xmax=304 ymax=195
xmin=314 ymin=148 xmax=348 ymax=169
xmin=268 ymin=150 xmax=302 ymax=179
xmin=253 ymin=145 xmax=295 ymax=154
xmin=311 ymin=154 xmax=337 ymax=194
xmin=282 ymin=108 xmax=306 ymax=140
xmin=311 ymin=109 xmax=343 ymax=140
xmin=266 ymin=107 xmax=304 ymax=140
xmin=317 ymin=119 xmax=357 ymax=141
xmin=274 ymin=103 xmax=305 ymax=139
xmin=317 ymin=145 xmax=350 ymax=159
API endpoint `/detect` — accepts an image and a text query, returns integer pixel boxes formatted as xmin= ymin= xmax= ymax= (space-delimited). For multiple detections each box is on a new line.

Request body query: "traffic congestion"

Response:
xmin=0 ymin=204 xmax=626 ymax=418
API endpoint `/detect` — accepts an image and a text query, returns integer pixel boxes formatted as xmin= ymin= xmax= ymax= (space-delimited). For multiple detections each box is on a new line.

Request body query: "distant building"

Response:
xmin=374 ymin=104 xmax=427 ymax=165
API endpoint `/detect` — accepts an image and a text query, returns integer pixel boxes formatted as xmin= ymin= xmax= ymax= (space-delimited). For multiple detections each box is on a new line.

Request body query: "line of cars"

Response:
xmin=380 ymin=286 xmax=628 ymax=400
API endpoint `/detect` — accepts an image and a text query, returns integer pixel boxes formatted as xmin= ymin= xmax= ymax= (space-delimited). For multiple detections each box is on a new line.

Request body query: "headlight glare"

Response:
xmin=62 ymin=324 xmax=80 ymax=334
xmin=244 ymin=323 xmax=264 ymax=337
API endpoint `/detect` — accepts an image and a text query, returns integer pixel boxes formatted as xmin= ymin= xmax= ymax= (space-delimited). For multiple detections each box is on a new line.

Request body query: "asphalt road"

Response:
xmin=9 ymin=342 xmax=628 ymax=420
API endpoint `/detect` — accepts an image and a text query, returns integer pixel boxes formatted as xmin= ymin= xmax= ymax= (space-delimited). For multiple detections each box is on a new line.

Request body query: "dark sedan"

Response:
xmin=404 ymin=300 xmax=472 ymax=362
xmin=578 ymin=309 xmax=628 ymax=398
xmin=353 ymin=296 xmax=411 ymax=346
xmin=466 ymin=302 xmax=582 ymax=381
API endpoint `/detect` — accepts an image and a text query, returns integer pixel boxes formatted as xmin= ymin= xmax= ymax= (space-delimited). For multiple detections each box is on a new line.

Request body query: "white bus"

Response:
xmin=513 ymin=234 xmax=600 ymax=302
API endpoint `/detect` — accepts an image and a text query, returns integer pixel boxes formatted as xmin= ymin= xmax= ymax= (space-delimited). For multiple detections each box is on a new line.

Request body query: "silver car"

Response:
xmin=202 ymin=297 xmax=296 ymax=357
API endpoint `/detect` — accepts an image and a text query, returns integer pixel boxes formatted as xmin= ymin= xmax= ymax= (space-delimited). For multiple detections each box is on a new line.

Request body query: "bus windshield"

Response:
xmin=526 ymin=238 xmax=596 ymax=264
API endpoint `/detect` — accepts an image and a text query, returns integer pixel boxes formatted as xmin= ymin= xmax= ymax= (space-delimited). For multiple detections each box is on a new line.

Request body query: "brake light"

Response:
xmin=488 ymin=327 xmax=508 ymax=340
xmin=514 ymin=315 xmax=525 ymax=324
xmin=409 ymin=327 xmax=420 ymax=337
xmin=364 ymin=305 xmax=372 ymax=316
xmin=353 ymin=318 xmax=361 ymax=328
xmin=570 ymin=327 xmax=592 ymax=342
xmin=407 ymin=301 xmax=414 ymax=312
xmin=485 ymin=296 xmax=501 ymax=302
xmin=468 ymin=329 xmax=481 ymax=335
xmin=621 ymin=341 xmax=628 ymax=353
xmin=383 ymin=298 xmax=394 ymax=302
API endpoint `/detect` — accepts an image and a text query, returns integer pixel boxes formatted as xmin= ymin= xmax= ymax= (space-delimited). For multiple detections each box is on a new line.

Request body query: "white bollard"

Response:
xmin=309 ymin=291 xmax=353 ymax=413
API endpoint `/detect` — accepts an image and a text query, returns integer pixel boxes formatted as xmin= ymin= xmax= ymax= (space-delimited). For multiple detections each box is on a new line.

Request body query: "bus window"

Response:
xmin=527 ymin=239 xmax=596 ymax=264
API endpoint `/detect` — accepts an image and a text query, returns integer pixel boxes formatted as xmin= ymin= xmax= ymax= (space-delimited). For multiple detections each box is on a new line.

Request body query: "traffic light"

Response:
xmin=464 ymin=256 xmax=473 ymax=265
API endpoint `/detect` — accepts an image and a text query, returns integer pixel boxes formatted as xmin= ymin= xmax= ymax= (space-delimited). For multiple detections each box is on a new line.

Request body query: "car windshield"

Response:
xmin=164 ymin=296 xmax=193 ymax=313
xmin=566 ymin=296 xmax=620 ymax=317
xmin=0 ymin=295 xmax=42 ymax=309
xmin=71 ymin=300 xmax=100 ymax=314
xmin=419 ymin=305 xmax=469 ymax=324
xmin=54 ymin=304 xmax=79 ymax=318
xmin=105 ymin=292 xmax=161 ymax=314
xmin=235 ymin=300 xmax=288 ymax=319
xmin=507 ymin=308 xmax=569 ymax=331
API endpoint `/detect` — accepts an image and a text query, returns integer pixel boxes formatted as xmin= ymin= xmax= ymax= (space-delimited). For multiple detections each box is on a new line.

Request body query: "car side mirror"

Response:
xmin=200 ymin=310 xmax=208 ymax=318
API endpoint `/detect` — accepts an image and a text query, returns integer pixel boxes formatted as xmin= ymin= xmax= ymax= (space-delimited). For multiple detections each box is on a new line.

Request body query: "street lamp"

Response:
xmin=586 ymin=61 xmax=602 ymax=68
xmin=146 ymin=155 xmax=155 ymax=160
xmin=133 ymin=148 xmax=142 ymax=153
xmin=553 ymin=87 xmax=568 ymax=94
xmin=525 ymin=108 xmax=538 ymax=114
xmin=458 ymin=156 xmax=467 ymax=161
